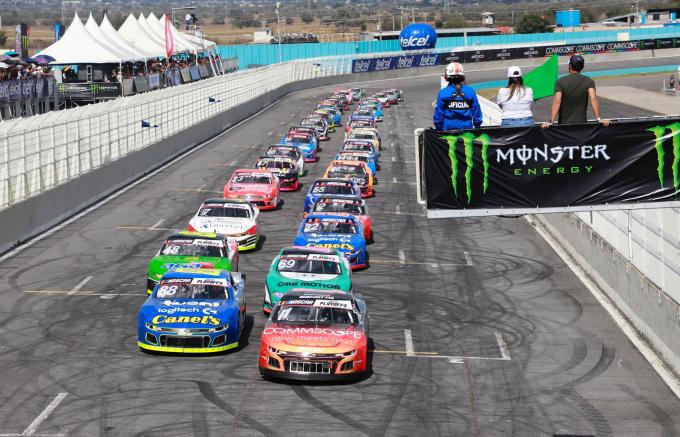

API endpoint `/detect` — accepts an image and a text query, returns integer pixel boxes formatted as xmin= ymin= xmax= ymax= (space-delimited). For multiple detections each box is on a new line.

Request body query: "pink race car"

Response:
xmin=224 ymin=169 xmax=279 ymax=211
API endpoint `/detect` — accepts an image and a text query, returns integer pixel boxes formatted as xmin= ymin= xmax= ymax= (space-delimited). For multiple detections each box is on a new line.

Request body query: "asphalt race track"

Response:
xmin=1 ymin=58 xmax=680 ymax=436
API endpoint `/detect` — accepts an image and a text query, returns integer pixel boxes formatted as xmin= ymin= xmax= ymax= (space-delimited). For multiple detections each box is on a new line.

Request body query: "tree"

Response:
xmin=301 ymin=12 xmax=314 ymax=24
xmin=515 ymin=14 xmax=554 ymax=34
xmin=285 ymin=16 xmax=294 ymax=26
xmin=441 ymin=13 xmax=466 ymax=28
xmin=0 ymin=31 xmax=6 ymax=47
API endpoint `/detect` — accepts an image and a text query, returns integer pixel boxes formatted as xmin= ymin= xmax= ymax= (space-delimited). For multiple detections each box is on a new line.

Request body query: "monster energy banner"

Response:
xmin=57 ymin=83 xmax=121 ymax=100
xmin=423 ymin=119 xmax=680 ymax=217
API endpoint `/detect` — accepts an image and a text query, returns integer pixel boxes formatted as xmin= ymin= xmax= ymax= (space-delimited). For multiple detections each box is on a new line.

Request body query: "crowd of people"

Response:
xmin=270 ymin=33 xmax=319 ymax=44
xmin=0 ymin=63 xmax=53 ymax=81
xmin=434 ymin=54 xmax=610 ymax=130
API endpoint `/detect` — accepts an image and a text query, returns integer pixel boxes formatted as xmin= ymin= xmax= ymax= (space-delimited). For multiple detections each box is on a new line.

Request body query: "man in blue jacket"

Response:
xmin=433 ymin=62 xmax=483 ymax=130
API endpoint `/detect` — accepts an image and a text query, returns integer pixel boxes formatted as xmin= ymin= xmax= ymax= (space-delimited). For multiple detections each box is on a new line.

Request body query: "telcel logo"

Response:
xmin=353 ymin=60 xmax=370 ymax=73
xmin=400 ymin=35 xmax=430 ymax=48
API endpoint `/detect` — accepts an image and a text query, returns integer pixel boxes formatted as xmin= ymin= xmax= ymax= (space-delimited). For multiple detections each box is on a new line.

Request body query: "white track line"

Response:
xmin=398 ymin=250 xmax=406 ymax=265
xmin=391 ymin=156 xmax=396 ymax=162
xmin=67 ymin=276 xmax=92 ymax=296
xmin=22 ymin=392 xmax=67 ymax=436
xmin=392 ymin=176 xmax=398 ymax=184
xmin=148 ymin=219 xmax=165 ymax=230
xmin=526 ymin=215 xmax=680 ymax=399
xmin=464 ymin=251 xmax=474 ymax=266
xmin=495 ymin=332 xmax=511 ymax=361
xmin=395 ymin=205 xmax=401 ymax=215
xmin=404 ymin=329 xmax=415 ymax=357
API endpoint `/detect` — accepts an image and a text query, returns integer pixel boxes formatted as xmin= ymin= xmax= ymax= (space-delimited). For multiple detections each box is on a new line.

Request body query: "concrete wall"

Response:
xmin=0 ymin=66 xmax=441 ymax=255
xmin=534 ymin=213 xmax=680 ymax=373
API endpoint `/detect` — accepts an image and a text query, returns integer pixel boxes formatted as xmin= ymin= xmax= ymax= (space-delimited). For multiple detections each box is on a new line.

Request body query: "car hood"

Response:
xmin=228 ymin=184 xmax=273 ymax=195
xmin=294 ymin=234 xmax=362 ymax=252
xmin=189 ymin=217 xmax=254 ymax=234
xmin=262 ymin=323 xmax=365 ymax=349
xmin=148 ymin=256 xmax=231 ymax=279
xmin=139 ymin=299 xmax=237 ymax=328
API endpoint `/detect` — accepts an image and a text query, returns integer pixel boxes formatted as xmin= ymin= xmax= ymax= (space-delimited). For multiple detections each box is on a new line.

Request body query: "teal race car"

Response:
xmin=263 ymin=246 xmax=352 ymax=314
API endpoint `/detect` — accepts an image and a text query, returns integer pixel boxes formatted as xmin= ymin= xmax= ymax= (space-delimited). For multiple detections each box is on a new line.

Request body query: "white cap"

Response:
xmin=445 ymin=62 xmax=464 ymax=77
xmin=507 ymin=66 xmax=522 ymax=77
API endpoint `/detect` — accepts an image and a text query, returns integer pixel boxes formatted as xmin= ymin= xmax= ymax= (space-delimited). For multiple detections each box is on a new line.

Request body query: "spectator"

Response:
xmin=433 ymin=62 xmax=483 ymax=130
xmin=191 ymin=13 xmax=198 ymax=26
xmin=542 ymin=54 xmax=610 ymax=128
xmin=185 ymin=13 xmax=192 ymax=30
xmin=496 ymin=66 xmax=534 ymax=127
xmin=670 ymin=74 xmax=676 ymax=90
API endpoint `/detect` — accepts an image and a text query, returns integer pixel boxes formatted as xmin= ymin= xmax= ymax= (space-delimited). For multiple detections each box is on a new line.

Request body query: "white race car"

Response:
xmin=187 ymin=199 xmax=260 ymax=251
xmin=265 ymin=144 xmax=305 ymax=176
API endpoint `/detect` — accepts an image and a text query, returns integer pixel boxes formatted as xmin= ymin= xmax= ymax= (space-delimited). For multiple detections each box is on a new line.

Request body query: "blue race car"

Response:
xmin=281 ymin=132 xmax=318 ymax=162
xmin=339 ymin=140 xmax=380 ymax=170
xmin=293 ymin=214 xmax=367 ymax=270
xmin=317 ymin=104 xmax=342 ymax=125
xmin=303 ymin=178 xmax=361 ymax=215
xmin=359 ymin=102 xmax=383 ymax=121
xmin=138 ymin=268 xmax=246 ymax=353
xmin=335 ymin=151 xmax=377 ymax=175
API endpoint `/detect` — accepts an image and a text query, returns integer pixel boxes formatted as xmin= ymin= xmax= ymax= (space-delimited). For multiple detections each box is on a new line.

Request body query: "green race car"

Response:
xmin=263 ymin=246 xmax=352 ymax=314
xmin=146 ymin=231 xmax=239 ymax=294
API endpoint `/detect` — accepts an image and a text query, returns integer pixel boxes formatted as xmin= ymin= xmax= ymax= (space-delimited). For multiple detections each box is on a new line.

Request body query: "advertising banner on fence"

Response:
xmin=352 ymin=53 xmax=441 ymax=73
xmin=423 ymin=120 xmax=680 ymax=217
xmin=57 ymin=83 xmax=121 ymax=100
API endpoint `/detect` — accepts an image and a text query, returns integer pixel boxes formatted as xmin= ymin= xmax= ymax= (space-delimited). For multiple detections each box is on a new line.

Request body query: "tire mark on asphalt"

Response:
xmin=617 ymin=384 xmax=679 ymax=437
xmin=289 ymin=385 xmax=372 ymax=436
xmin=187 ymin=379 xmax=280 ymax=437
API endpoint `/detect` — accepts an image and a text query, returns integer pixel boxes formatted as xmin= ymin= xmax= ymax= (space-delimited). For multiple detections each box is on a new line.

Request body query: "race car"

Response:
xmin=339 ymin=140 xmax=380 ymax=169
xmin=224 ymin=169 xmax=279 ymax=211
xmin=300 ymin=118 xmax=329 ymax=141
xmin=303 ymin=178 xmax=362 ymax=215
xmin=263 ymin=246 xmax=352 ymax=314
xmin=386 ymin=88 xmax=404 ymax=102
xmin=345 ymin=119 xmax=375 ymax=134
xmin=138 ymin=269 xmax=246 ymax=353
xmin=325 ymin=97 xmax=348 ymax=113
xmin=309 ymin=111 xmax=335 ymax=131
xmin=316 ymin=104 xmax=342 ymax=125
xmin=146 ymin=231 xmax=239 ymax=294
xmin=187 ymin=199 xmax=260 ymax=251
xmin=293 ymin=214 xmax=367 ymax=269
xmin=265 ymin=144 xmax=305 ymax=176
xmin=310 ymin=195 xmax=372 ymax=241
xmin=259 ymin=290 xmax=369 ymax=381
xmin=283 ymin=126 xmax=319 ymax=145
xmin=372 ymin=92 xmax=390 ymax=107
xmin=281 ymin=132 xmax=319 ymax=162
xmin=351 ymin=88 xmax=364 ymax=100
xmin=323 ymin=160 xmax=374 ymax=198
xmin=346 ymin=129 xmax=381 ymax=150
xmin=384 ymin=89 xmax=399 ymax=105
xmin=255 ymin=156 xmax=299 ymax=191
xmin=349 ymin=111 xmax=376 ymax=125
xmin=360 ymin=100 xmax=384 ymax=121
xmin=335 ymin=151 xmax=377 ymax=176
xmin=332 ymin=89 xmax=353 ymax=105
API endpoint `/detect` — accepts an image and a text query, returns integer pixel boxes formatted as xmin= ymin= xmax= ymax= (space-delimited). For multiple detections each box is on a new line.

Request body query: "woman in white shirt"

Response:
xmin=497 ymin=66 xmax=534 ymax=127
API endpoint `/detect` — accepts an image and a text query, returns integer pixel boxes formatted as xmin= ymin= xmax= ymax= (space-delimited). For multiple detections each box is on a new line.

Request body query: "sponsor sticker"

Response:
xmin=192 ymin=239 xmax=225 ymax=247
xmin=263 ymin=327 xmax=362 ymax=339
xmin=313 ymin=299 xmax=353 ymax=309
xmin=151 ymin=314 xmax=221 ymax=326
xmin=162 ymin=300 xmax=221 ymax=307
xmin=192 ymin=278 xmax=228 ymax=286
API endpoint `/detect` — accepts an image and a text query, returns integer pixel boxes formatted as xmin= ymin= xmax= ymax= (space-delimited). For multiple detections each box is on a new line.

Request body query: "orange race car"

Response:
xmin=224 ymin=169 xmax=279 ymax=211
xmin=322 ymin=160 xmax=374 ymax=198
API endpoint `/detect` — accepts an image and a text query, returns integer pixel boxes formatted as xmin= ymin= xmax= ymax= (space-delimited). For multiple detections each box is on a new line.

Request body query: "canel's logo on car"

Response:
xmin=399 ymin=23 xmax=437 ymax=51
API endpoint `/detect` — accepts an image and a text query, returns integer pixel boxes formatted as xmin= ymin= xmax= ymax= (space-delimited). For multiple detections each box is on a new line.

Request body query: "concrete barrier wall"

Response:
xmin=534 ymin=213 xmax=680 ymax=373
xmin=0 ymin=66 xmax=442 ymax=255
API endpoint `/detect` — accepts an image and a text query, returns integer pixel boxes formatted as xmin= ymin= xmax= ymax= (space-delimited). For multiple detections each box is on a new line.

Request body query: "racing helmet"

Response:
xmin=445 ymin=62 xmax=465 ymax=80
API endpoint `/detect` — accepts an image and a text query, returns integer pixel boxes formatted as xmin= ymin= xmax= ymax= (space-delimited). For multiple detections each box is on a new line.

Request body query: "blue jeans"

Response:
xmin=501 ymin=117 xmax=534 ymax=127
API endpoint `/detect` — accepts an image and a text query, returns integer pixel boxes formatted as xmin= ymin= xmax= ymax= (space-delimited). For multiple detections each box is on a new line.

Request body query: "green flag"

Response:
xmin=524 ymin=54 xmax=558 ymax=100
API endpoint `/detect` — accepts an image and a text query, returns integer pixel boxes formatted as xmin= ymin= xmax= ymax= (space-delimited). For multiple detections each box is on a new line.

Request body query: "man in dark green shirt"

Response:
xmin=542 ymin=55 xmax=610 ymax=128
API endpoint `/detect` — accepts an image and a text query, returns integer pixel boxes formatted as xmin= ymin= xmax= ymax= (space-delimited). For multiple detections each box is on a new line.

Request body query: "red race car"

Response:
xmin=310 ymin=195 xmax=372 ymax=242
xmin=224 ymin=169 xmax=279 ymax=211
xmin=259 ymin=289 xmax=369 ymax=381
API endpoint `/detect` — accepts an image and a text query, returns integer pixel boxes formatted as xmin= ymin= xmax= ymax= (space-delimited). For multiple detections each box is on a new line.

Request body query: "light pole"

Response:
xmin=276 ymin=1 xmax=282 ymax=63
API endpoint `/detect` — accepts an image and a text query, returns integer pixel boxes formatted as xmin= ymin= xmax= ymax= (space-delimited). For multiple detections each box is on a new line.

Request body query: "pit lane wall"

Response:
xmin=478 ymin=98 xmax=680 ymax=374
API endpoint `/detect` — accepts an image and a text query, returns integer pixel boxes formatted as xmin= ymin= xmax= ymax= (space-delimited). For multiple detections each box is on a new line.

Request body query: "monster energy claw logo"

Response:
xmin=440 ymin=133 xmax=490 ymax=204
xmin=90 ymin=83 xmax=100 ymax=95
xmin=647 ymin=123 xmax=680 ymax=191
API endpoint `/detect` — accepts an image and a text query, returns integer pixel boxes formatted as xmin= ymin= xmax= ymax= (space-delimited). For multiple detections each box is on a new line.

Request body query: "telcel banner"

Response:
xmin=423 ymin=120 xmax=680 ymax=217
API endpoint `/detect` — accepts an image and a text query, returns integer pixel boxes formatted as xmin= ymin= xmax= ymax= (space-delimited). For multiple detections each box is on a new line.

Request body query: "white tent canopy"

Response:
xmin=85 ymin=14 xmax=144 ymax=62
xmin=117 ymin=13 xmax=166 ymax=58
xmin=159 ymin=14 xmax=218 ymax=50
xmin=137 ymin=13 xmax=172 ymax=52
xmin=100 ymin=13 xmax=155 ymax=60
xmin=146 ymin=13 xmax=199 ymax=53
xmin=38 ymin=13 xmax=124 ymax=64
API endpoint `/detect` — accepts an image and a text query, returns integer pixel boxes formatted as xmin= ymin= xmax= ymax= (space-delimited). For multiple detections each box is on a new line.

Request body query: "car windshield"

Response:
xmin=258 ymin=160 xmax=293 ymax=170
xmin=274 ymin=305 xmax=357 ymax=325
xmin=231 ymin=174 xmax=272 ymax=184
xmin=343 ymin=143 xmax=372 ymax=152
xmin=314 ymin=199 xmax=364 ymax=214
xmin=155 ymin=282 xmax=228 ymax=300
xmin=303 ymin=218 xmax=356 ymax=234
xmin=160 ymin=239 xmax=225 ymax=257
xmin=267 ymin=147 xmax=299 ymax=158
xmin=339 ymin=154 xmax=368 ymax=164
xmin=311 ymin=182 xmax=354 ymax=195
xmin=348 ymin=133 xmax=374 ymax=141
xmin=328 ymin=164 xmax=365 ymax=176
xmin=277 ymin=256 xmax=341 ymax=274
xmin=198 ymin=205 xmax=251 ymax=218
